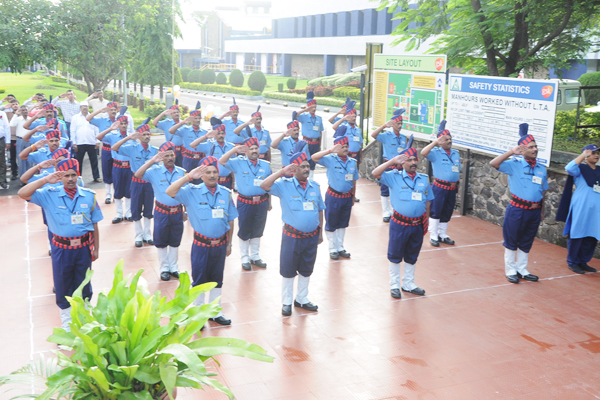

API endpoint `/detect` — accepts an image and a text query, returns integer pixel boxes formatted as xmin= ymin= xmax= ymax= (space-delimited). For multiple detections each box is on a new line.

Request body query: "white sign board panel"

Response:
xmin=446 ymin=74 xmax=557 ymax=166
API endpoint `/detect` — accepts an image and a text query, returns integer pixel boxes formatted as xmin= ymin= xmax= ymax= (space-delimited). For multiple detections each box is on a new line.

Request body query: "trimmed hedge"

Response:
xmin=187 ymin=69 xmax=202 ymax=83
xmin=230 ymin=69 xmax=244 ymax=88
xmin=180 ymin=83 xmax=261 ymax=96
xmin=216 ymin=72 xmax=227 ymax=85
xmin=264 ymin=92 xmax=357 ymax=108
xmin=180 ymin=67 xmax=192 ymax=82
xmin=308 ymin=72 xmax=361 ymax=87
xmin=578 ymin=72 xmax=600 ymax=106
xmin=51 ymin=76 xmax=67 ymax=83
xmin=199 ymin=68 xmax=216 ymax=84
xmin=248 ymin=71 xmax=267 ymax=92
xmin=554 ymin=109 xmax=600 ymax=140
xmin=286 ymin=78 xmax=296 ymax=89
xmin=333 ymin=86 xmax=361 ymax=100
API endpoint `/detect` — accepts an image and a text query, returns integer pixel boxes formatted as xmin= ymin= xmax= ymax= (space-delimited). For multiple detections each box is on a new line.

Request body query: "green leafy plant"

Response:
xmin=229 ymin=69 xmax=244 ymax=88
xmin=277 ymin=83 xmax=284 ymax=92
xmin=180 ymin=67 xmax=192 ymax=82
xmin=179 ymin=83 xmax=260 ymax=96
xmin=248 ymin=71 xmax=267 ymax=93
xmin=0 ymin=261 xmax=273 ymax=400
xmin=51 ymin=76 xmax=67 ymax=83
xmin=0 ymin=87 xmax=5 ymax=94
xmin=215 ymin=72 xmax=227 ymax=85
xmin=187 ymin=69 xmax=202 ymax=83
xmin=146 ymin=104 xmax=168 ymax=119
xmin=333 ymin=86 xmax=361 ymax=100
xmin=264 ymin=92 xmax=357 ymax=108
xmin=286 ymin=78 xmax=296 ymax=89
xmin=199 ymin=68 xmax=216 ymax=85
xmin=578 ymin=72 xmax=600 ymax=106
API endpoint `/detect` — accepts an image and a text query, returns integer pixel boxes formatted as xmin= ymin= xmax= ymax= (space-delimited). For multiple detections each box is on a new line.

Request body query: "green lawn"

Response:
xmin=257 ymin=75 xmax=309 ymax=93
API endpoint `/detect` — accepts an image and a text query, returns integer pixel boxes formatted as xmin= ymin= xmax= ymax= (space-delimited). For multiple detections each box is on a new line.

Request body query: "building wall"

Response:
xmin=291 ymin=54 xmax=323 ymax=79
xmin=334 ymin=55 xmax=349 ymax=74
xmin=180 ymin=53 xmax=202 ymax=69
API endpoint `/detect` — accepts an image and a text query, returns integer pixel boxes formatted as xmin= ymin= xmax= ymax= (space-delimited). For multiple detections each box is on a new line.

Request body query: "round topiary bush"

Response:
xmin=180 ymin=67 xmax=192 ymax=82
xmin=187 ymin=69 xmax=202 ymax=83
xmin=579 ymin=71 xmax=600 ymax=106
xmin=248 ymin=71 xmax=267 ymax=93
xmin=199 ymin=68 xmax=216 ymax=84
xmin=216 ymin=72 xmax=227 ymax=85
xmin=287 ymin=78 xmax=297 ymax=89
xmin=0 ymin=87 xmax=5 ymax=94
xmin=230 ymin=69 xmax=244 ymax=88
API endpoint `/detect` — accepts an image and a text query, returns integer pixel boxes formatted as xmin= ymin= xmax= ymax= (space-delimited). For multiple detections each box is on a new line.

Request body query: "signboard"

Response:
xmin=446 ymin=74 xmax=557 ymax=166
xmin=372 ymin=55 xmax=447 ymax=138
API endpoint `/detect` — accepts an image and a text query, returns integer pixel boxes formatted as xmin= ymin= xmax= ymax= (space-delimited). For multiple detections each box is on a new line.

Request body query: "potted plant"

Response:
xmin=0 ymin=260 xmax=273 ymax=399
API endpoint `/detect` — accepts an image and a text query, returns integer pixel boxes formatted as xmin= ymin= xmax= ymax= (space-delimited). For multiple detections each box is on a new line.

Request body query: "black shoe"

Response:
xmin=0 ymin=183 xmax=8 ymax=189
xmin=112 ymin=217 xmax=123 ymax=224
xmin=568 ymin=264 xmax=585 ymax=274
xmin=160 ymin=272 xmax=171 ymax=281
xmin=338 ymin=250 xmax=351 ymax=258
xmin=293 ymin=300 xmax=318 ymax=311
xmin=581 ymin=264 xmax=597 ymax=273
xmin=430 ymin=239 xmax=440 ymax=247
xmin=282 ymin=304 xmax=292 ymax=316
xmin=250 ymin=259 xmax=267 ymax=268
xmin=441 ymin=237 xmax=455 ymax=245
xmin=402 ymin=287 xmax=426 ymax=296
xmin=390 ymin=289 xmax=401 ymax=299
xmin=517 ymin=272 xmax=539 ymax=282
xmin=210 ymin=316 xmax=231 ymax=325
xmin=330 ymin=252 xmax=339 ymax=260
xmin=11 ymin=175 xmax=18 ymax=181
xmin=354 ymin=197 xmax=360 ymax=202
xmin=170 ymin=271 xmax=179 ymax=279
xmin=135 ymin=241 xmax=143 ymax=248
xmin=124 ymin=217 xmax=133 ymax=222
xmin=506 ymin=275 xmax=519 ymax=284
xmin=93 ymin=178 xmax=103 ymax=183
xmin=383 ymin=216 xmax=391 ymax=223
xmin=143 ymin=239 xmax=154 ymax=245
xmin=48 ymin=250 xmax=51 ymax=256
xmin=242 ymin=262 xmax=251 ymax=271
xmin=53 ymin=286 xmax=55 ymax=293
xmin=105 ymin=198 xmax=112 ymax=204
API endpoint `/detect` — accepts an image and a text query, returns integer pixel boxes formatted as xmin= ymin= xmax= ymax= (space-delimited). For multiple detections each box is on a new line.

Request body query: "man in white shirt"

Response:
xmin=71 ymin=102 xmax=101 ymax=182
xmin=0 ymin=109 xmax=10 ymax=189
xmin=85 ymin=90 xmax=109 ymax=116
xmin=52 ymin=90 xmax=80 ymax=135
xmin=11 ymin=105 xmax=31 ymax=179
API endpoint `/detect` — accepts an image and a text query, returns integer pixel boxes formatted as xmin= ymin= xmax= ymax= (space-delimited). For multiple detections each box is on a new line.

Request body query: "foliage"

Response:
xmin=286 ymin=78 xmax=297 ymax=89
xmin=264 ymin=92 xmax=357 ymax=108
xmin=378 ymin=0 xmax=600 ymax=77
xmin=216 ymin=72 xmax=227 ymax=85
xmin=248 ymin=71 xmax=267 ymax=93
xmin=333 ymin=86 xmax=361 ymax=100
xmin=146 ymin=104 xmax=168 ymax=119
xmin=578 ymin=72 xmax=600 ymax=106
xmin=229 ymin=69 xmax=244 ymax=88
xmin=51 ymin=77 xmax=67 ymax=83
xmin=0 ymin=261 xmax=273 ymax=400
xmin=179 ymin=83 xmax=261 ymax=96
xmin=553 ymin=110 xmax=600 ymax=153
xmin=187 ymin=69 xmax=202 ymax=83
xmin=199 ymin=68 xmax=216 ymax=85
xmin=0 ymin=87 xmax=5 ymax=94
xmin=313 ymin=86 xmax=333 ymax=97
xmin=278 ymin=83 xmax=284 ymax=92
xmin=180 ymin=67 xmax=192 ymax=82
xmin=308 ymin=73 xmax=361 ymax=87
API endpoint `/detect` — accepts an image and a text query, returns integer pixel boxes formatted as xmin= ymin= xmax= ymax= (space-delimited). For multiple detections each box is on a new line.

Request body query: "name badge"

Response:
xmin=254 ymin=178 xmax=263 ymax=186
xmin=212 ymin=209 xmax=224 ymax=218
xmin=451 ymin=165 xmax=459 ymax=173
xmin=397 ymin=147 xmax=403 ymax=153
xmin=312 ymin=126 xmax=320 ymax=131
xmin=353 ymin=136 xmax=360 ymax=142
xmin=345 ymin=174 xmax=353 ymax=181
xmin=594 ymin=184 xmax=600 ymax=193
xmin=260 ymin=140 xmax=267 ymax=145
xmin=71 ymin=214 xmax=84 ymax=225
xmin=411 ymin=192 xmax=422 ymax=201
xmin=532 ymin=176 xmax=542 ymax=185
xmin=303 ymin=202 xmax=314 ymax=211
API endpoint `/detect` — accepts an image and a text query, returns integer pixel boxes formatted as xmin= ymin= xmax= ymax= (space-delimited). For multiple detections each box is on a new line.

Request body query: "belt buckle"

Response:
xmin=210 ymin=240 xmax=220 ymax=246
xmin=70 ymin=238 xmax=81 ymax=247
xmin=412 ymin=220 xmax=420 ymax=225
xmin=532 ymin=203 xmax=540 ymax=209
xmin=252 ymin=196 xmax=260 ymax=202
xmin=170 ymin=208 xmax=177 ymax=214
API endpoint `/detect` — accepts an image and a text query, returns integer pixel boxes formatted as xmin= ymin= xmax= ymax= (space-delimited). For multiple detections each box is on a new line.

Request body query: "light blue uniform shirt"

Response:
xmin=426 ymin=147 xmax=461 ymax=182
xmin=297 ymin=113 xmax=324 ymax=139
xmin=29 ymin=170 xmax=84 ymax=188
xmin=223 ymin=118 xmax=245 ymax=144
xmin=206 ymin=141 xmax=235 ymax=177
xmin=117 ymin=142 xmax=159 ymax=172
xmin=277 ymin=138 xmax=311 ymax=167
xmin=318 ymin=154 xmax=359 ymax=193
xmin=339 ymin=122 xmax=363 ymax=153
xmin=225 ymin=157 xmax=272 ymax=197
xmin=376 ymin=130 xmax=407 ymax=160
xmin=498 ymin=156 xmax=548 ymax=202
xmin=157 ymin=119 xmax=183 ymax=146
xmin=30 ymin=118 xmax=68 ymax=139
xmin=564 ymin=160 xmax=600 ymax=240
xmin=332 ymin=116 xmax=342 ymax=124
xmin=104 ymin=131 xmax=130 ymax=161
xmin=269 ymin=177 xmax=326 ymax=232
xmin=381 ymin=169 xmax=434 ymax=218
xmin=30 ymin=186 xmax=103 ymax=237
xmin=241 ymin=126 xmax=272 ymax=155
xmin=174 ymin=125 xmax=206 ymax=152
xmin=28 ymin=148 xmax=66 ymax=173
xmin=175 ymin=184 xmax=238 ymax=237
xmin=90 ymin=117 xmax=117 ymax=143
xmin=143 ymin=164 xmax=186 ymax=206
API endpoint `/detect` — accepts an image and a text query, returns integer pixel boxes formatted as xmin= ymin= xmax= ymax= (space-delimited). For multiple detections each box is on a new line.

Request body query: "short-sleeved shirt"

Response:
xmin=564 ymin=160 xmax=600 ymax=240
xmin=117 ymin=142 xmax=159 ymax=172
xmin=174 ymin=125 xmax=206 ymax=152
xmin=297 ymin=113 xmax=324 ymax=139
xmin=241 ymin=126 xmax=271 ymax=154
xmin=206 ymin=141 xmax=235 ymax=177
xmin=28 ymin=148 xmax=64 ymax=172
xmin=269 ymin=177 xmax=325 ymax=232
xmin=174 ymin=183 xmax=238 ymax=237
xmin=90 ymin=116 xmax=117 ymax=143
xmin=104 ymin=131 xmax=130 ymax=161
xmin=318 ymin=154 xmax=359 ymax=193
xmin=381 ymin=169 xmax=434 ymax=218
xmin=225 ymin=157 xmax=272 ymax=197
xmin=339 ymin=122 xmax=362 ymax=153
xmin=29 ymin=170 xmax=85 ymax=188
xmin=157 ymin=118 xmax=183 ymax=146
xmin=29 ymin=186 xmax=103 ymax=237
xmin=498 ymin=156 xmax=548 ymax=202
xmin=376 ymin=130 xmax=407 ymax=160
xmin=143 ymin=164 xmax=186 ymax=206
xmin=223 ymin=118 xmax=245 ymax=144
xmin=30 ymin=118 xmax=68 ymax=139
xmin=277 ymin=137 xmax=311 ymax=167
xmin=426 ymin=147 xmax=461 ymax=182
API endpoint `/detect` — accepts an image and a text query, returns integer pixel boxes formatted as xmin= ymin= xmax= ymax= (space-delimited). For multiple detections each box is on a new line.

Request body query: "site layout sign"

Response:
xmin=447 ymin=74 xmax=557 ymax=166
xmin=372 ymin=55 xmax=447 ymax=138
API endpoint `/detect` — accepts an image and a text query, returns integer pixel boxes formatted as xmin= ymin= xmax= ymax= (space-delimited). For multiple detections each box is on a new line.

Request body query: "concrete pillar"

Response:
xmin=235 ymin=53 xmax=244 ymax=71
xmin=324 ymin=55 xmax=335 ymax=76
xmin=261 ymin=53 xmax=268 ymax=73
xmin=281 ymin=54 xmax=292 ymax=77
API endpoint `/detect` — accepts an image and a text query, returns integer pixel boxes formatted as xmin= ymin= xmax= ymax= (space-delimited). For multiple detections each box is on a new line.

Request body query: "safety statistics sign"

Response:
xmin=446 ymin=74 xmax=557 ymax=166
xmin=372 ymin=55 xmax=447 ymax=138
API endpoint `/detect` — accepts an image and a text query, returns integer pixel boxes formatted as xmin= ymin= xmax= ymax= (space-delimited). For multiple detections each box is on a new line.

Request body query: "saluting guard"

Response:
xmin=153 ymin=104 xmax=184 ymax=167
xmin=271 ymin=114 xmax=311 ymax=167
xmin=234 ymin=106 xmax=272 ymax=161
xmin=220 ymin=97 xmax=245 ymax=145
xmin=296 ymin=91 xmax=324 ymax=180
xmin=170 ymin=103 xmax=206 ymax=174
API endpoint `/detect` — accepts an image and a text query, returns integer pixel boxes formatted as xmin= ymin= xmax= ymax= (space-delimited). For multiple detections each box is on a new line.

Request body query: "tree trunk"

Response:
xmin=150 ymin=85 xmax=155 ymax=103
xmin=133 ymin=82 xmax=137 ymax=92
xmin=160 ymin=83 xmax=164 ymax=101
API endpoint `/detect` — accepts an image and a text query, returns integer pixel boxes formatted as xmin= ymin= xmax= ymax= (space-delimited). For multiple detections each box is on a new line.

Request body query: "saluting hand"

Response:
xmin=330 ymin=144 xmax=343 ymax=154
xmin=188 ymin=164 xmax=208 ymax=180
xmin=36 ymin=124 xmax=49 ymax=132
xmin=34 ymin=109 xmax=45 ymax=118
xmin=281 ymin=163 xmax=297 ymax=176
xmin=393 ymin=154 xmax=408 ymax=165
xmin=284 ymin=128 xmax=295 ymax=137
xmin=110 ymin=121 xmax=120 ymax=130
xmin=511 ymin=145 xmax=528 ymax=155
xmin=583 ymin=149 xmax=593 ymax=158
xmin=38 ymin=159 xmax=56 ymax=170
xmin=45 ymin=171 xmax=66 ymax=184
xmin=183 ymin=116 xmax=195 ymax=124
xmin=128 ymin=132 xmax=142 ymax=142
xmin=385 ymin=120 xmax=394 ymax=128
xmin=34 ymin=139 xmax=48 ymax=149
xmin=152 ymin=151 xmax=166 ymax=164
xmin=339 ymin=105 xmax=347 ymax=115
xmin=236 ymin=145 xmax=249 ymax=155
xmin=248 ymin=117 xmax=258 ymax=125
xmin=205 ymin=130 xmax=217 ymax=140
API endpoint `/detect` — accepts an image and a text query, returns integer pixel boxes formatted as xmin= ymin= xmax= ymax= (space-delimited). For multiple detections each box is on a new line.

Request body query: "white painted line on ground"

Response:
xmin=24 ymin=202 xmax=35 ymax=363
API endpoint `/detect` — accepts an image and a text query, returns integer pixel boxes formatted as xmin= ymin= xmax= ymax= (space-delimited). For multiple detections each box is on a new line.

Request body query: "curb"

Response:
xmin=179 ymin=89 xmax=263 ymax=100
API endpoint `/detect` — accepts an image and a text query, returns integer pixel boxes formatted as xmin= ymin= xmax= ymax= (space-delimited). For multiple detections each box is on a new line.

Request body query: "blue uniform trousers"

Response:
xmin=388 ymin=219 xmax=424 ymax=264
xmin=153 ymin=209 xmax=184 ymax=248
xmin=130 ymin=180 xmax=154 ymax=221
xmin=567 ymin=237 xmax=598 ymax=267
xmin=324 ymin=193 xmax=352 ymax=232
xmin=190 ymin=243 xmax=227 ymax=288
xmin=307 ymin=142 xmax=320 ymax=171
xmin=101 ymin=148 xmax=113 ymax=184
xmin=280 ymin=233 xmax=319 ymax=278
xmin=182 ymin=157 xmax=202 ymax=184
xmin=175 ymin=149 xmax=183 ymax=168
xmin=51 ymin=244 xmax=93 ymax=309
xmin=502 ymin=204 xmax=541 ymax=253
xmin=430 ymin=185 xmax=457 ymax=223
xmin=236 ymin=200 xmax=269 ymax=240
xmin=112 ymin=166 xmax=132 ymax=199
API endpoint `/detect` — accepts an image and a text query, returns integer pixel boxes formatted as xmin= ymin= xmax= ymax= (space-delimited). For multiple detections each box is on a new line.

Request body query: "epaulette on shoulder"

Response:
xmin=219 ymin=185 xmax=233 ymax=194
xmin=80 ymin=187 xmax=96 ymax=194
xmin=47 ymin=186 xmax=61 ymax=192
xmin=311 ymin=180 xmax=321 ymax=187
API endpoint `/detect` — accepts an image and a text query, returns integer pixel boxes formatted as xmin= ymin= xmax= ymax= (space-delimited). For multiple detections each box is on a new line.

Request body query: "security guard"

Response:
xmin=421 ymin=120 xmax=461 ymax=246
xmin=296 ymin=91 xmax=324 ymax=180
xmin=372 ymin=136 xmax=434 ymax=298
xmin=21 ymin=118 xmax=68 ymax=147
xmin=206 ymin=119 xmax=235 ymax=190
xmin=18 ymin=158 xmax=103 ymax=331
xmin=371 ymin=109 xmax=408 ymax=222
xmin=23 ymin=104 xmax=68 ymax=139
xmin=170 ymin=108 xmax=206 ymax=174
xmin=112 ymin=122 xmax=158 ymax=247
xmin=166 ymin=156 xmax=238 ymax=325
xmin=327 ymin=97 xmax=351 ymax=125
xmin=19 ymin=129 xmax=64 ymax=171
xmin=311 ymin=136 xmax=359 ymax=259
xmin=220 ymin=137 xmax=272 ymax=270
xmin=490 ymin=123 xmax=547 ymax=284
xmin=271 ymin=116 xmax=311 ymax=167
xmin=219 ymin=97 xmax=245 ymax=145
xmin=556 ymin=144 xmax=600 ymax=274
xmin=153 ymin=105 xmax=184 ymax=167
xmin=260 ymin=143 xmax=325 ymax=316
xmin=331 ymin=101 xmax=362 ymax=165
xmin=234 ymin=106 xmax=272 ymax=161
xmin=136 ymin=142 xmax=186 ymax=281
